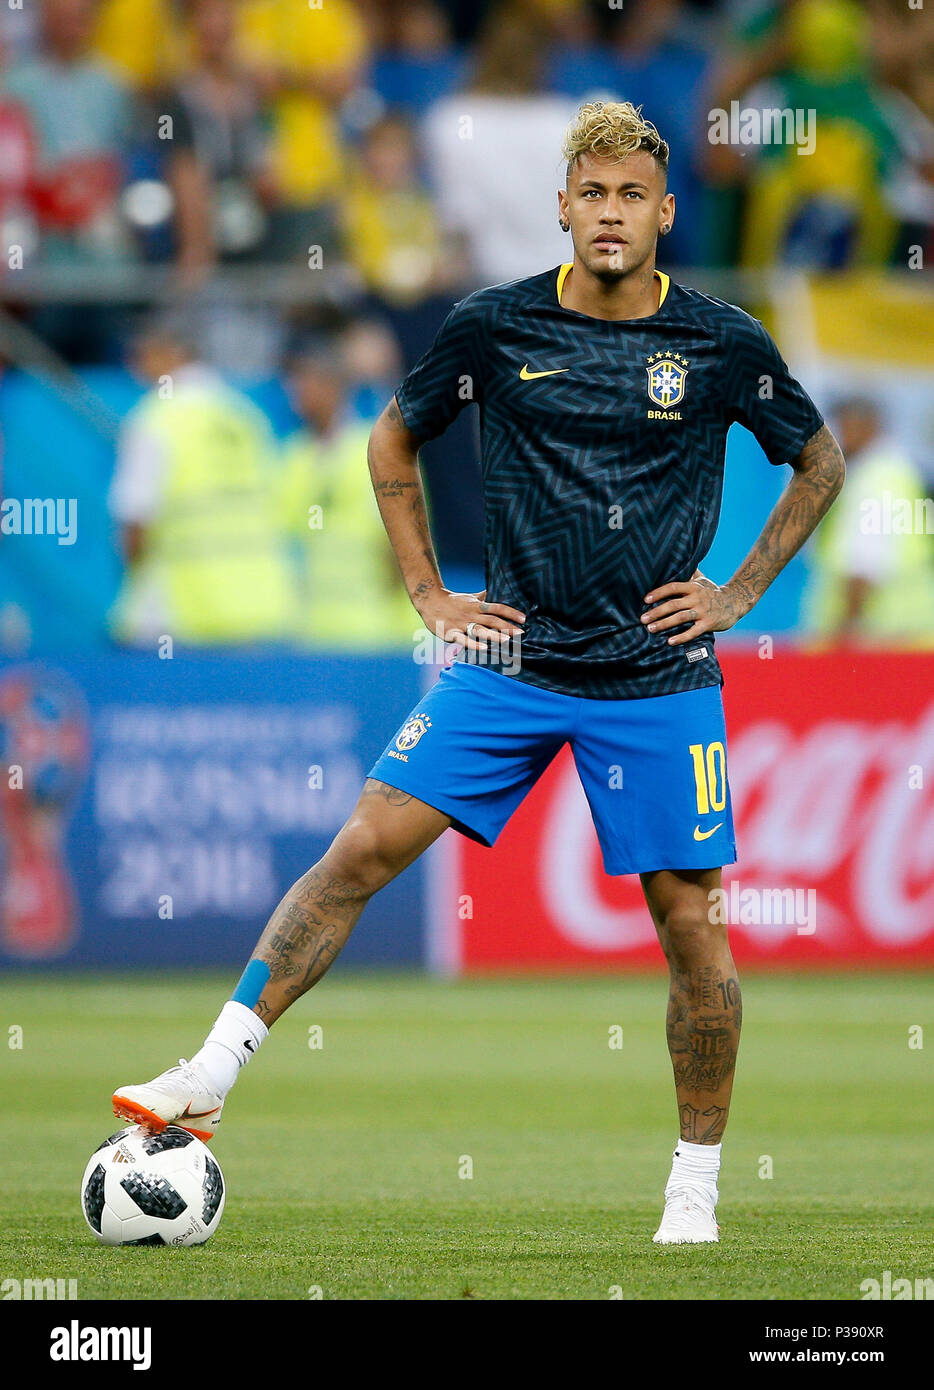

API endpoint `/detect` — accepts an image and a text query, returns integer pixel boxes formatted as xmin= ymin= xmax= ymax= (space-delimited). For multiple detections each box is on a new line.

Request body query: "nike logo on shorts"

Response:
xmin=693 ymin=823 xmax=723 ymax=841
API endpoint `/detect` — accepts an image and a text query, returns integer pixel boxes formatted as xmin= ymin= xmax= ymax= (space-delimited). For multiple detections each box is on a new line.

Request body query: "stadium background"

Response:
xmin=0 ymin=0 xmax=933 ymax=977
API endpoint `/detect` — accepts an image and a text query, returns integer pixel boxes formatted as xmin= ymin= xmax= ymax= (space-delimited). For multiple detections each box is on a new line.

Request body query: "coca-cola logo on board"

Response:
xmin=539 ymin=705 xmax=934 ymax=952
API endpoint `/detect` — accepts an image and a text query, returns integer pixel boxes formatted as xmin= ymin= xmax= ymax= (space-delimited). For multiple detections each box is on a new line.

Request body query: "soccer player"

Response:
xmin=113 ymin=102 xmax=845 ymax=1244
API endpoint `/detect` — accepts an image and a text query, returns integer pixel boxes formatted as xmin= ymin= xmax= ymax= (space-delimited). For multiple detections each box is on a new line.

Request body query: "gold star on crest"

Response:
xmin=646 ymin=350 xmax=690 ymax=367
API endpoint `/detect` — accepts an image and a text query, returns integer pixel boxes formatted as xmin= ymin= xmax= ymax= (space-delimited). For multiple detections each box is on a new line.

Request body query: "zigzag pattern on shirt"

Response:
xmin=396 ymin=268 xmax=823 ymax=699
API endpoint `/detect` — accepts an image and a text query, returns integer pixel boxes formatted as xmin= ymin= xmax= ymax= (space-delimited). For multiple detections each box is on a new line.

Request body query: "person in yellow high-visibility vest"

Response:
xmin=279 ymin=342 xmax=416 ymax=651
xmin=109 ymin=313 xmax=295 ymax=646
xmin=802 ymin=395 xmax=934 ymax=646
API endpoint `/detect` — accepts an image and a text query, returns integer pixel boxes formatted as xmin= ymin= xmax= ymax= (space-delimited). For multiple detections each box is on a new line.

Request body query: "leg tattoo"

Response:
xmin=667 ymin=964 xmax=742 ymax=1144
xmin=248 ymin=866 xmax=372 ymax=1026
xmin=242 ymin=779 xmax=447 ymax=1027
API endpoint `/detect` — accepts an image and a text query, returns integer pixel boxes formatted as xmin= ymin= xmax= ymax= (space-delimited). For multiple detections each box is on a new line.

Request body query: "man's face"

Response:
xmin=558 ymin=152 xmax=673 ymax=281
xmin=836 ymin=403 xmax=879 ymax=457
xmin=191 ymin=0 xmax=235 ymax=62
xmin=131 ymin=336 xmax=189 ymax=385
xmin=42 ymin=0 xmax=95 ymax=59
xmin=289 ymin=362 xmax=344 ymax=424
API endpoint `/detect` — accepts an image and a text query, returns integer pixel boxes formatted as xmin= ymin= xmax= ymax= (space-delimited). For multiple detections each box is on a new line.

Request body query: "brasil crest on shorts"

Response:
xmin=395 ymin=712 xmax=432 ymax=752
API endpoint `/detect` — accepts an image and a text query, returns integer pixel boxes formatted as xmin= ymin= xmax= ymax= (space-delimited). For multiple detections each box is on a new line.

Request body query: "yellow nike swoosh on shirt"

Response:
xmin=519 ymin=364 xmax=569 ymax=380
xmin=693 ymin=823 xmax=724 ymax=841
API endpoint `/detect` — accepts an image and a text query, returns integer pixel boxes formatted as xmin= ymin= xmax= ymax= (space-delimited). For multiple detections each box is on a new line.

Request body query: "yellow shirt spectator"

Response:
xmin=237 ymin=0 xmax=367 ymax=206
xmin=342 ymin=116 xmax=447 ymax=304
xmin=93 ymin=0 xmax=179 ymax=88
xmin=344 ymin=181 xmax=444 ymax=303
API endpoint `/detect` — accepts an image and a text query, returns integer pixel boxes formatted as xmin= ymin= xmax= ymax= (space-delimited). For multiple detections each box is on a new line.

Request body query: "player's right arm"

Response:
xmin=367 ymin=396 xmax=525 ymax=648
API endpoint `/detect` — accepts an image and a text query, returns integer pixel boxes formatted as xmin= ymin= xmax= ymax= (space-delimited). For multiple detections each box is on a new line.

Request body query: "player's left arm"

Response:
xmin=643 ymin=423 xmax=845 ymax=643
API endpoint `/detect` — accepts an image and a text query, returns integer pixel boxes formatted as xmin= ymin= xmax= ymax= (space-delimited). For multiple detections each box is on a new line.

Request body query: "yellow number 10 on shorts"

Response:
xmin=689 ymin=741 xmax=728 ymax=816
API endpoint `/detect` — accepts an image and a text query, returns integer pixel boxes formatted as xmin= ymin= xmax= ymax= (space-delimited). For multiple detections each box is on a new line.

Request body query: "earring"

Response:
xmin=660 ymin=225 xmax=670 ymax=236
xmin=559 ymin=220 xmax=569 ymax=232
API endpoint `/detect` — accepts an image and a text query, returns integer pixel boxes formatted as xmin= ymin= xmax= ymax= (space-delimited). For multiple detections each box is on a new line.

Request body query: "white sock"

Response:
xmin=667 ymin=1138 xmax=721 ymax=1205
xmin=190 ymin=1001 xmax=268 ymax=1097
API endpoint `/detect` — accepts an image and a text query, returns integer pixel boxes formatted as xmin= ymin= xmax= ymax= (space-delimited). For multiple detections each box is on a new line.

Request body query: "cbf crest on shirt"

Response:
xmin=395 ymin=263 xmax=823 ymax=700
xmin=645 ymin=351 xmax=689 ymax=414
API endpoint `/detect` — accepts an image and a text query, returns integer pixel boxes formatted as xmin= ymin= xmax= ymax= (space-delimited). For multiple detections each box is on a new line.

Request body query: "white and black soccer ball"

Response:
xmin=80 ymin=1125 xmax=225 ymax=1246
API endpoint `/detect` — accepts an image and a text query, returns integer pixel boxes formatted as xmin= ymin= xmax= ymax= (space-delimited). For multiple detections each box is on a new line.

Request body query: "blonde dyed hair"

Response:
xmin=563 ymin=101 xmax=669 ymax=181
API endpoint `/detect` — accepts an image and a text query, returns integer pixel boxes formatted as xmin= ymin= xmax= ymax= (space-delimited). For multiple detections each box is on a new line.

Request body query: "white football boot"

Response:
xmin=652 ymin=1186 xmax=720 ymax=1245
xmin=112 ymin=1059 xmax=224 ymax=1142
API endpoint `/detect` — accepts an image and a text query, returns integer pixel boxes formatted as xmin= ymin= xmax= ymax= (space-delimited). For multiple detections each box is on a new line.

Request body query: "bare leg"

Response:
xmin=250 ymin=780 xmax=451 ymax=1027
xmin=110 ymin=780 xmax=451 ymax=1133
xmin=641 ymin=866 xmax=742 ymax=1145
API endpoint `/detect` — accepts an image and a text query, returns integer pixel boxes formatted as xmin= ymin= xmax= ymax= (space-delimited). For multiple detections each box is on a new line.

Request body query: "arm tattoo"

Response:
xmin=368 ymin=398 xmax=441 ymax=609
xmin=411 ymin=577 xmax=436 ymax=602
xmin=374 ymin=477 xmax=418 ymax=497
xmin=385 ymin=396 xmax=427 ymax=446
xmin=728 ymin=423 xmax=845 ymax=613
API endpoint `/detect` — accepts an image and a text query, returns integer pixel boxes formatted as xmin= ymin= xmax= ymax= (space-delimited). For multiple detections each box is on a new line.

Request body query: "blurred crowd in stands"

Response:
xmin=1 ymin=0 xmax=933 ymax=653
xmin=1 ymin=0 xmax=933 ymax=364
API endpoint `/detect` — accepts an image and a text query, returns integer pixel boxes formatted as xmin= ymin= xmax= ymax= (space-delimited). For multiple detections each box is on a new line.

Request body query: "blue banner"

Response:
xmin=0 ymin=653 xmax=425 ymax=969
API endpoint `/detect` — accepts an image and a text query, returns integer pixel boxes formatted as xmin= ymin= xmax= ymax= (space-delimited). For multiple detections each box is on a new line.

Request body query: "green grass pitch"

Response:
xmin=1 ymin=970 xmax=931 ymax=1300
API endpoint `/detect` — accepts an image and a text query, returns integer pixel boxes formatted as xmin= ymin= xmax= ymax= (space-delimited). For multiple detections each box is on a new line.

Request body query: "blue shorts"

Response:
xmin=368 ymin=662 xmax=736 ymax=876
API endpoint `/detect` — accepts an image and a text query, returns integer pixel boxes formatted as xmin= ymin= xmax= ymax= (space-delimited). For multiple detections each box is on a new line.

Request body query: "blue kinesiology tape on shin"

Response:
xmin=231 ymin=959 xmax=271 ymax=1009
